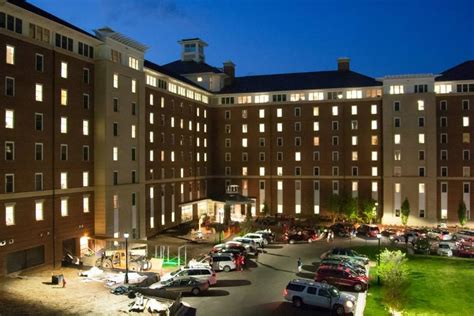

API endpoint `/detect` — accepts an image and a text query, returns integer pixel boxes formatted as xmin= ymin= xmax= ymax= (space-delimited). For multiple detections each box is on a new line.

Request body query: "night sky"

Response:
xmin=30 ymin=0 xmax=473 ymax=78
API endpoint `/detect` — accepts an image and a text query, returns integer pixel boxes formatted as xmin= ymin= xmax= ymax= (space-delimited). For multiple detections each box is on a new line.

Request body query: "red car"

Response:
xmin=284 ymin=230 xmax=317 ymax=244
xmin=457 ymin=242 xmax=474 ymax=258
xmin=315 ymin=266 xmax=368 ymax=292
xmin=356 ymin=224 xmax=380 ymax=238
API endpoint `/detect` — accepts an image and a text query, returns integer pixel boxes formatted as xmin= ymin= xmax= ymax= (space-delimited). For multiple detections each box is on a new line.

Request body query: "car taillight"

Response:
xmin=283 ymin=289 xmax=288 ymax=296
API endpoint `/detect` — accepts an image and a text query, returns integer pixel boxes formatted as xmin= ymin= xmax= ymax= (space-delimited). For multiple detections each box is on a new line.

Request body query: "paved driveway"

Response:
xmin=182 ymin=238 xmax=372 ymax=316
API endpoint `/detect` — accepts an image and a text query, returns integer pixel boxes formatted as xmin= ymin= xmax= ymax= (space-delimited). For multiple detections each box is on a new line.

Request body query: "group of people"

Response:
xmin=325 ymin=229 xmax=335 ymax=242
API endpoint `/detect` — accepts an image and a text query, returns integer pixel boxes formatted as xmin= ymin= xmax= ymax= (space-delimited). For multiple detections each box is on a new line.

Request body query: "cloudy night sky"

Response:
xmin=30 ymin=0 xmax=473 ymax=77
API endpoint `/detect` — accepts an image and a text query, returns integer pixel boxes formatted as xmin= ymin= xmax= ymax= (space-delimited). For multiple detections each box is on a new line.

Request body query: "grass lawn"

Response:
xmin=353 ymin=245 xmax=474 ymax=316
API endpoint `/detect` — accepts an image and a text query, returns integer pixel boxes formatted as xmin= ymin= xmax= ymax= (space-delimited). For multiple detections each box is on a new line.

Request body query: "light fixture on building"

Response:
xmin=0 ymin=240 xmax=6 ymax=247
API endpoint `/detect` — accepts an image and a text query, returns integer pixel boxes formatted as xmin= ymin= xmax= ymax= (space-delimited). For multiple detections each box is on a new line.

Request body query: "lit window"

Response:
xmin=313 ymin=121 xmax=319 ymax=131
xmin=371 ymin=151 xmax=378 ymax=161
xmin=277 ymin=167 xmax=283 ymax=176
xmin=371 ymin=120 xmax=377 ymax=130
xmin=371 ymin=104 xmax=377 ymax=114
xmin=351 ymin=105 xmax=357 ymax=115
xmin=61 ymin=89 xmax=68 ymax=105
xmin=128 ymin=57 xmax=139 ymax=70
xmin=242 ymin=167 xmax=247 ymax=176
xmin=394 ymin=150 xmax=401 ymax=160
xmin=463 ymin=133 xmax=470 ymax=143
xmin=371 ymin=136 xmax=378 ymax=145
xmin=83 ymin=196 xmax=90 ymax=213
xmin=6 ymin=204 xmax=15 ymax=226
xmin=277 ymin=108 xmax=282 ymax=117
xmin=149 ymin=131 xmax=154 ymax=143
xmin=308 ymin=92 xmax=324 ymax=100
xmin=313 ymin=137 xmax=320 ymax=146
xmin=418 ymin=100 xmax=424 ymax=111
xmin=352 ymin=136 xmax=358 ymax=145
xmin=131 ymin=125 xmax=136 ymax=138
xmin=313 ymin=106 xmax=319 ymax=116
xmin=35 ymin=84 xmax=43 ymax=101
xmin=259 ymin=109 xmax=265 ymax=118
xmin=60 ymin=117 xmax=67 ymax=133
xmin=61 ymin=198 xmax=68 ymax=217
xmin=419 ymin=183 xmax=425 ymax=194
xmin=332 ymin=106 xmax=338 ymax=116
xmin=372 ymin=167 xmax=378 ymax=176
xmin=295 ymin=152 xmax=301 ymax=161
xmin=255 ymin=95 xmax=269 ymax=103
xmin=82 ymin=120 xmax=89 ymax=135
xmin=463 ymin=117 xmax=470 ymax=127
xmin=395 ymin=183 xmax=400 ymax=193
xmin=394 ymin=134 xmax=400 ymax=144
xmin=113 ymin=73 xmax=118 ymax=88
xmin=242 ymin=138 xmax=248 ymax=147
xmin=5 ymin=109 xmax=14 ymax=128
xmin=242 ymin=124 xmax=247 ymax=133
xmin=149 ymin=93 xmax=154 ymax=105
xmin=346 ymin=90 xmax=362 ymax=99
xmin=60 ymin=172 xmax=68 ymax=189
xmin=259 ymin=167 xmax=265 ymax=176
xmin=113 ymin=147 xmax=118 ymax=161
xmin=352 ymin=151 xmax=358 ymax=161
xmin=83 ymin=171 xmax=89 ymax=187
xmin=418 ymin=133 xmax=425 ymax=144
xmin=197 ymin=77 xmax=203 ymax=82
xmin=149 ymin=150 xmax=154 ymax=162
xmin=131 ymin=79 xmax=136 ymax=93
xmin=277 ymin=123 xmax=283 ymax=132
xmin=149 ymin=113 xmax=154 ymax=124
xmin=6 ymin=45 xmax=14 ymax=65
xmin=61 ymin=62 xmax=68 ymax=78
xmin=352 ymin=181 xmax=358 ymax=191
xmin=290 ymin=93 xmax=305 ymax=101
xmin=171 ymin=151 xmax=175 ymax=162
xmin=259 ymin=123 xmax=265 ymax=133
xmin=35 ymin=201 xmax=44 ymax=221
xmin=389 ymin=85 xmax=404 ymax=94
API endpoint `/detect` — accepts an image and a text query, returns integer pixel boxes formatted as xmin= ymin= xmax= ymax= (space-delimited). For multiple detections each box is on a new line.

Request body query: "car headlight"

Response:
xmin=346 ymin=301 xmax=354 ymax=308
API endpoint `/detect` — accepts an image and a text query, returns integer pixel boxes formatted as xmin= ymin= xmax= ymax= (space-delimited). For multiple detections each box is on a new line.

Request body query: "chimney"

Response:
xmin=337 ymin=57 xmax=350 ymax=72
xmin=223 ymin=61 xmax=235 ymax=86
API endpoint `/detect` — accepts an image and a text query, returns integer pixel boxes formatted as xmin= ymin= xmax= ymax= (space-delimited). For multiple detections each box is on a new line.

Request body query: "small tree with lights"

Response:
xmin=401 ymin=198 xmax=410 ymax=227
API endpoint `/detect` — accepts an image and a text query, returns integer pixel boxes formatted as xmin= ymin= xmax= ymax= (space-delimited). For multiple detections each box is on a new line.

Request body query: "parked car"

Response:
xmin=319 ymin=258 xmax=366 ymax=275
xmin=437 ymin=243 xmax=453 ymax=257
xmin=457 ymin=241 xmax=474 ymax=258
xmin=243 ymin=233 xmax=267 ymax=247
xmin=427 ymin=229 xmax=453 ymax=241
xmin=160 ymin=266 xmax=217 ymax=285
xmin=413 ymin=238 xmax=431 ymax=255
xmin=149 ymin=276 xmax=209 ymax=295
xmin=390 ymin=231 xmax=419 ymax=244
xmin=232 ymin=237 xmax=258 ymax=255
xmin=321 ymin=248 xmax=369 ymax=265
xmin=285 ymin=231 xmax=317 ymax=244
xmin=356 ymin=224 xmax=380 ymax=238
xmin=217 ymin=247 xmax=246 ymax=258
xmin=453 ymin=230 xmax=474 ymax=241
xmin=315 ymin=266 xmax=368 ymax=292
xmin=284 ymin=278 xmax=356 ymax=315
xmin=380 ymin=228 xmax=402 ymax=238
xmin=330 ymin=223 xmax=354 ymax=237
xmin=211 ymin=242 xmax=247 ymax=255
xmin=255 ymin=230 xmax=276 ymax=243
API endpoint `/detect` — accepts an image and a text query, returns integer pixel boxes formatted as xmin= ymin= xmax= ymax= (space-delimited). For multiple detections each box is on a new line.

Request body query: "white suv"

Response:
xmin=233 ymin=237 xmax=258 ymax=255
xmin=284 ymin=279 xmax=356 ymax=316
xmin=243 ymin=233 xmax=267 ymax=247
xmin=160 ymin=266 xmax=217 ymax=285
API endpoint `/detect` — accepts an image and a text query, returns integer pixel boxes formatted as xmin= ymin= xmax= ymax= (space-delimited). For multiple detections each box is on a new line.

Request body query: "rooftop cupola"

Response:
xmin=178 ymin=38 xmax=208 ymax=63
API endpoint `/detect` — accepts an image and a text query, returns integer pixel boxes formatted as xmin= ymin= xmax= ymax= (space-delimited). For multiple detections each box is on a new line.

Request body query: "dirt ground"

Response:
xmin=0 ymin=233 xmax=227 ymax=315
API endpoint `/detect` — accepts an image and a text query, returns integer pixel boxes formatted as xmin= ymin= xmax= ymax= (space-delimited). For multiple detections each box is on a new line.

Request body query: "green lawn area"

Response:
xmin=352 ymin=245 xmax=474 ymax=316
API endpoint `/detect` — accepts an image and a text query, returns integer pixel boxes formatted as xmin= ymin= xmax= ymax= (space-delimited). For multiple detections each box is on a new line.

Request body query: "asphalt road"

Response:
xmin=181 ymin=238 xmax=376 ymax=316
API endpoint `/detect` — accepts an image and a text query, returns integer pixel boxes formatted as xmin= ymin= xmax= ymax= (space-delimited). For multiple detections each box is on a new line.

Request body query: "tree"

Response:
xmin=361 ymin=199 xmax=377 ymax=224
xmin=245 ymin=203 xmax=253 ymax=221
xmin=345 ymin=196 xmax=360 ymax=222
xmin=458 ymin=200 xmax=467 ymax=227
xmin=328 ymin=193 xmax=341 ymax=223
xmin=401 ymin=198 xmax=410 ymax=226
xmin=377 ymin=249 xmax=409 ymax=314
xmin=223 ymin=203 xmax=231 ymax=226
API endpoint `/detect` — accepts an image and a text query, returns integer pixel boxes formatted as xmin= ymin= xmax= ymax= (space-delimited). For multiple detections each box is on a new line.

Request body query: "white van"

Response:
xmin=160 ymin=266 xmax=217 ymax=285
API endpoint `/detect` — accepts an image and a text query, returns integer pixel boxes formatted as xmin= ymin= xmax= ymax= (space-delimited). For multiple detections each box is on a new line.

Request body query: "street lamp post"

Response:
xmin=377 ymin=233 xmax=381 ymax=285
xmin=124 ymin=232 xmax=129 ymax=284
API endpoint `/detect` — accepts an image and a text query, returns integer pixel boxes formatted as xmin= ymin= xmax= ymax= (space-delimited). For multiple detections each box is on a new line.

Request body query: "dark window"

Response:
xmin=464 ymin=184 xmax=470 ymax=194
xmin=394 ymin=118 xmax=400 ymax=128
xmin=441 ymin=134 xmax=447 ymax=144
xmin=395 ymin=209 xmax=400 ymax=217
xmin=332 ymin=136 xmax=338 ymax=146
xmin=132 ymin=148 xmax=136 ymax=161
xmin=393 ymin=101 xmax=400 ymax=112
xmin=132 ymin=193 xmax=136 ymax=206
xmin=440 ymin=100 xmax=447 ymax=111
xmin=35 ymin=173 xmax=43 ymax=191
xmin=294 ymin=107 xmax=301 ymax=117
xmin=286 ymin=283 xmax=305 ymax=292
xmin=440 ymin=117 xmax=447 ymax=128
xmin=419 ymin=150 xmax=425 ymax=161
xmin=113 ymin=171 xmax=118 ymax=185
xmin=225 ymin=110 xmax=230 ymax=120
xmin=113 ymin=98 xmax=119 ymax=112
xmin=83 ymin=68 xmax=90 ymax=84
xmin=277 ymin=137 xmax=283 ymax=146
xmin=83 ymin=94 xmax=89 ymax=109
xmin=441 ymin=183 xmax=447 ymax=193
xmin=113 ymin=123 xmax=118 ymax=136
xmin=0 ymin=13 xmax=5 ymax=28
xmin=131 ymin=171 xmax=136 ymax=183
xmin=83 ymin=146 xmax=89 ymax=161
xmin=5 ymin=142 xmax=14 ymax=160
xmin=60 ymin=145 xmax=68 ymax=161
xmin=132 ymin=103 xmax=136 ymax=115
xmin=318 ymin=289 xmax=331 ymax=298
xmin=463 ymin=150 xmax=470 ymax=161
xmin=314 ymin=167 xmax=320 ymax=176
xmin=418 ymin=117 xmax=425 ymax=127
xmin=5 ymin=77 xmax=15 ymax=96
xmin=313 ymin=151 xmax=320 ymax=161
xmin=35 ymin=54 xmax=44 ymax=72
xmin=414 ymin=84 xmax=428 ymax=93
xmin=15 ymin=18 xmax=22 ymax=34
xmin=35 ymin=143 xmax=43 ymax=161
xmin=441 ymin=167 xmax=448 ymax=177
xmin=307 ymin=287 xmax=317 ymax=295
xmin=35 ymin=113 xmax=43 ymax=131
xmin=295 ymin=137 xmax=301 ymax=146
xmin=462 ymin=100 xmax=470 ymax=110
xmin=332 ymin=121 xmax=339 ymax=131
xmin=5 ymin=174 xmax=14 ymax=193
xmin=419 ymin=167 xmax=425 ymax=177
xmin=277 ymin=152 xmax=283 ymax=161
xmin=295 ymin=122 xmax=301 ymax=132
xmin=440 ymin=150 xmax=447 ymax=161
xmin=260 ymin=181 xmax=265 ymax=190
xmin=352 ymin=167 xmax=358 ymax=176
xmin=295 ymin=167 xmax=301 ymax=176
xmin=6 ymin=15 xmax=14 ymax=31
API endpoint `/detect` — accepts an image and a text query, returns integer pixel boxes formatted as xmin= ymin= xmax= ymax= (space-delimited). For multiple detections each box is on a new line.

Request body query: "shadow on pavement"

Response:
xmin=246 ymin=301 xmax=331 ymax=316
xmin=256 ymin=261 xmax=294 ymax=274
xmin=186 ymin=289 xmax=229 ymax=297
xmin=213 ymin=279 xmax=251 ymax=287
xmin=295 ymin=272 xmax=314 ymax=279
xmin=264 ymin=245 xmax=284 ymax=249
xmin=301 ymin=264 xmax=317 ymax=272
xmin=262 ymin=251 xmax=290 ymax=257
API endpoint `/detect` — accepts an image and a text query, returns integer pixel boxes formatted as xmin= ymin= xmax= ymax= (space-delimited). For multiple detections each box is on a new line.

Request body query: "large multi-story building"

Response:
xmin=0 ymin=0 xmax=472 ymax=274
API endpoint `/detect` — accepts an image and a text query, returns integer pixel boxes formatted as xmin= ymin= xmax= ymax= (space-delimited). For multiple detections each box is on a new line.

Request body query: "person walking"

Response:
xmin=326 ymin=230 xmax=331 ymax=243
xmin=297 ymin=258 xmax=302 ymax=273
xmin=62 ymin=277 xmax=66 ymax=288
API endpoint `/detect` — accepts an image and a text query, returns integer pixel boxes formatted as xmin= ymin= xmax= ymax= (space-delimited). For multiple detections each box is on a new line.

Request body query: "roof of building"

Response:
xmin=144 ymin=60 xmax=209 ymax=92
xmin=436 ymin=60 xmax=474 ymax=81
xmin=95 ymin=27 xmax=148 ymax=52
xmin=8 ymin=0 xmax=97 ymax=40
xmin=162 ymin=60 xmax=223 ymax=75
xmin=219 ymin=70 xmax=381 ymax=94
